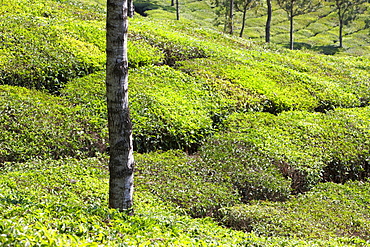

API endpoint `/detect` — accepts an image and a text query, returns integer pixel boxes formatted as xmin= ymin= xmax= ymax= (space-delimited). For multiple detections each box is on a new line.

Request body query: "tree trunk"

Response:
xmin=128 ymin=0 xmax=134 ymax=17
xmin=176 ymin=0 xmax=179 ymax=20
xmin=229 ymin=0 xmax=234 ymax=34
xmin=339 ymin=18 xmax=343 ymax=48
xmin=239 ymin=4 xmax=248 ymax=37
xmin=289 ymin=10 xmax=294 ymax=50
xmin=106 ymin=0 xmax=135 ymax=213
xmin=265 ymin=0 xmax=272 ymax=43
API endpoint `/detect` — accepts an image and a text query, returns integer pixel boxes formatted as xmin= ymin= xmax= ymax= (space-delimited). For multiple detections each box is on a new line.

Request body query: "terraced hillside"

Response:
xmin=137 ymin=0 xmax=370 ymax=56
xmin=1 ymin=0 xmax=370 ymax=245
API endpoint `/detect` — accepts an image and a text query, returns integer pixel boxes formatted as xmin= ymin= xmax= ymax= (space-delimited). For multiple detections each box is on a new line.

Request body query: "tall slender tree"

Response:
xmin=213 ymin=0 xmax=235 ymax=34
xmin=236 ymin=0 xmax=261 ymax=37
xmin=265 ymin=0 xmax=272 ymax=42
xmin=106 ymin=0 xmax=135 ymax=213
xmin=276 ymin=0 xmax=322 ymax=49
xmin=176 ymin=0 xmax=180 ymax=20
xmin=329 ymin=0 xmax=367 ymax=48
xmin=229 ymin=0 xmax=235 ymax=34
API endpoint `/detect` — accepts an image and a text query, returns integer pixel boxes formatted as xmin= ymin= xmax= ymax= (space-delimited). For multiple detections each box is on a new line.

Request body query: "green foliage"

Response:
xmin=0 ymin=157 xmax=242 ymax=246
xmin=131 ymin=18 xmax=211 ymax=66
xmin=199 ymin=135 xmax=292 ymax=202
xmin=136 ymin=150 xmax=241 ymax=218
xmin=61 ymin=67 xmax=216 ymax=153
xmin=0 ymin=0 xmax=105 ymax=93
xmin=0 ymin=157 xmax=342 ymax=247
xmin=146 ymin=0 xmax=370 ymax=56
xmin=217 ymin=108 xmax=370 ymax=192
xmin=130 ymin=66 xmax=215 ymax=152
xmin=178 ymin=50 xmax=370 ymax=114
xmin=0 ymin=85 xmax=106 ymax=163
xmin=1 ymin=158 xmax=367 ymax=246
xmin=128 ymin=40 xmax=165 ymax=68
xmin=220 ymin=181 xmax=370 ymax=243
xmin=1 ymin=0 xmax=370 ymax=245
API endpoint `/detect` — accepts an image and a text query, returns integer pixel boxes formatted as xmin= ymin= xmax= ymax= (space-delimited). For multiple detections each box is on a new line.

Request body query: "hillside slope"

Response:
xmin=136 ymin=0 xmax=370 ymax=56
xmin=0 ymin=0 xmax=370 ymax=245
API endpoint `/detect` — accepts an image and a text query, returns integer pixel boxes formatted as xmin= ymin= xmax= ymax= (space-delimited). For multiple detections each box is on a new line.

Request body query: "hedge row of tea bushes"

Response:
xmin=1 ymin=0 xmax=369 ymax=169
xmin=0 ymin=157 xmax=366 ymax=246
xmin=203 ymin=108 xmax=370 ymax=196
xmin=61 ymin=17 xmax=370 ymax=153
xmin=220 ymin=181 xmax=370 ymax=241
xmin=0 ymin=0 xmax=163 ymax=93
xmin=134 ymin=107 xmax=369 ymax=219
xmin=177 ymin=51 xmax=370 ymax=114
xmin=2 ymin=0 xmax=369 ymax=98
xmin=0 ymin=0 xmax=107 ymax=93
xmin=60 ymin=66 xmax=216 ymax=154
xmin=4 ymin=73 xmax=369 ymax=219
xmin=144 ymin=0 xmax=370 ymax=56
xmin=2 ymin=0 xmax=370 ymax=244
xmin=2 ymin=13 xmax=369 ymax=159
xmin=135 ymin=150 xmax=241 ymax=218
xmin=0 ymin=85 xmax=106 ymax=163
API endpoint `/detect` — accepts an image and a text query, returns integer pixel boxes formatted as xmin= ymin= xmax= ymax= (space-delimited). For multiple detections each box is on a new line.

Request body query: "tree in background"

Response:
xmin=176 ymin=0 xmax=180 ymax=20
xmin=171 ymin=0 xmax=180 ymax=20
xmin=236 ymin=0 xmax=262 ymax=37
xmin=106 ymin=0 xmax=135 ymax=213
xmin=229 ymin=0 xmax=235 ymax=34
xmin=213 ymin=0 xmax=235 ymax=34
xmin=265 ymin=0 xmax=272 ymax=42
xmin=329 ymin=0 xmax=368 ymax=48
xmin=276 ymin=0 xmax=323 ymax=49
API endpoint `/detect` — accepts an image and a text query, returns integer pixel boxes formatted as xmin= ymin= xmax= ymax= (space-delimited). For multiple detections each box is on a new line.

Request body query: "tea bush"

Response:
xmin=131 ymin=18 xmax=211 ymax=66
xmin=0 ymin=85 xmax=106 ymax=163
xmin=212 ymin=108 xmax=370 ymax=193
xmin=1 ymin=157 xmax=352 ymax=247
xmin=1 ymin=0 xmax=370 ymax=245
xmin=199 ymin=134 xmax=292 ymax=202
xmin=177 ymin=51 xmax=370 ymax=114
xmin=128 ymin=39 xmax=165 ymax=68
xmin=1 ymin=157 xmax=367 ymax=246
xmin=220 ymin=181 xmax=370 ymax=243
xmin=130 ymin=65 xmax=215 ymax=152
xmin=62 ymin=67 xmax=217 ymax=153
xmin=145 ymin=0 xmax=370 ymax=56
xmin=135 ymin=150 xmax=241 ymax=218
xmin=0 ymin=0 xmax=106 ymax=93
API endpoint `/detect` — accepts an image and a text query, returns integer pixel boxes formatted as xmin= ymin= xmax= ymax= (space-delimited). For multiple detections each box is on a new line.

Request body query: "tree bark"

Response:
xmin=289 ymin=6 xmax=294 ymax=50
xmin=128 ymin=0 xmax=134 ymax=17
xmin=239 ymin=4 xmax=247 ymax=37
xmin=106 ymin=0 xmax=134 ymax=213
xmin=176 ymin=0 xmax=180 ymax=20
xmin=339 ymin=18 xmax=343 ymax=48
xmin=265 ymin=0 xmax=272 ymax=43
xmin=229 ymin=0 xmax=234 ymax=34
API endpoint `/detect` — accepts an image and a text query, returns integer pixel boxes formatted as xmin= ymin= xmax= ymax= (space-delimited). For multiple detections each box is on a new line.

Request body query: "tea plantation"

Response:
xmin=1 ymin=0 xmax=370 ymax=246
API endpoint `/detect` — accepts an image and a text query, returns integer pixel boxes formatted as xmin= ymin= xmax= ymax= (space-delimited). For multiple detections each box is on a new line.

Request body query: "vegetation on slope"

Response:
xmin=0 ymin=85 xmax=106 ymax=163
xmin=0 ymin=0 xmax=106 ymax=93
xmin=0 ymin=0 xmax=370 ymax=245
xmin=1 ymin=158 xmax=368 ymax=246
xmin=137 ymin=0 xmax=370 ymax=56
